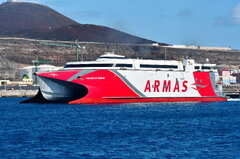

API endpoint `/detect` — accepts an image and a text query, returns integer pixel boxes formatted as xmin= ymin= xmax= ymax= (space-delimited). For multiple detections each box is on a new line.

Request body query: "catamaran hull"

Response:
xmin=22 ymin=69 xmax=227 ymax=104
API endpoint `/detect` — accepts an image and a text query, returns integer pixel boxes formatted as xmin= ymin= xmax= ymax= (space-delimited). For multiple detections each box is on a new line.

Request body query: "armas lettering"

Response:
xmin=144 ymin=79 xmax=188 ymax=93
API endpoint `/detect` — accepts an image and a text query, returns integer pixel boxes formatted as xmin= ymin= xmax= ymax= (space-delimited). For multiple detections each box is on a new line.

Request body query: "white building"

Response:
xmin=19 ymin=65 xmax=62 ymax=83
xmin=222 ymin=70 xmax=237 ymax=84
xmin=164 ymin=45 xmax=231 ymax=51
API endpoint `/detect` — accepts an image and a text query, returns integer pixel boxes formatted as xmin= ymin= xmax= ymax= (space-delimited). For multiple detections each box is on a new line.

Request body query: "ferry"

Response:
xmin=23 ymin=53 xmax=227 ymax=104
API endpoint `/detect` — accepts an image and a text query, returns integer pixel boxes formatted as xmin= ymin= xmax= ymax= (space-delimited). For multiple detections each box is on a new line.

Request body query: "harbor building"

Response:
xmin=19 ymin=65 xmax=61 ymax=83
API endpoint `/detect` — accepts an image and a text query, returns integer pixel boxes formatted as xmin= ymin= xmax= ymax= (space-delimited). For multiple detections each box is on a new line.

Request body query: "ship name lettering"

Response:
xmin=144 ymin=80 xmax=188 ymax=93
xmin=86 ymin=77 xmax=105 ymax=80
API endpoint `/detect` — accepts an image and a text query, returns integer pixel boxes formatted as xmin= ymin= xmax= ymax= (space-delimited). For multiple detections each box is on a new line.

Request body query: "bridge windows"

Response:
xmin=64 ymin=63 xmax=114 ymax=68
xmin=140 ymin=64 xmax=178 ymax=69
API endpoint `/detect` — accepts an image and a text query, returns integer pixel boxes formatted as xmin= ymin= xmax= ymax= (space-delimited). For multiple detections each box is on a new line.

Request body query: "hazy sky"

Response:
xmin=2 ymin=0 xmax=240 ymax=49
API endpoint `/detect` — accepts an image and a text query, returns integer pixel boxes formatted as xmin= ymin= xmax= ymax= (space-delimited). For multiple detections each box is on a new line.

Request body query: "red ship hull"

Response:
xmin=22 ymin=69 xmax=227 ymax=104
xmin=69 ymin=97 xmax=227 ymax=104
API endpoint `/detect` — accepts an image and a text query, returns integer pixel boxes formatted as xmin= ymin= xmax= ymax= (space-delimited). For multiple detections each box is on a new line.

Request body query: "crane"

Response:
xmin=39 ymin=40 xmax=86 ymax=62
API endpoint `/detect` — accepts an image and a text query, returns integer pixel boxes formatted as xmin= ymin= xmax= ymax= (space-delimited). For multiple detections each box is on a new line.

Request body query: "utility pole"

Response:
xmin=164 ymin=47 xmax=167 ymax=60
xmin=32 ymin=55 xmax=51 ymax=85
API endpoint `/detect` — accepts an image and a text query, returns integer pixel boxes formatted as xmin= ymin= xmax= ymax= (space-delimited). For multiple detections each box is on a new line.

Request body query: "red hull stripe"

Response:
xmin=69 ymin=97 xmax=227 ymax=104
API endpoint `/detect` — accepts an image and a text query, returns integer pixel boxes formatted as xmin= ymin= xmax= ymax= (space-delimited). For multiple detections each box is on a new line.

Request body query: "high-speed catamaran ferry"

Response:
xmin=23 ymin=53 xmax=227 ymax=104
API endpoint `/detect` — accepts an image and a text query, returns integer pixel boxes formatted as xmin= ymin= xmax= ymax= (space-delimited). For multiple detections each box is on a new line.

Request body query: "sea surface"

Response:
xmin=0 ymin=98 xmax=240 ymax=158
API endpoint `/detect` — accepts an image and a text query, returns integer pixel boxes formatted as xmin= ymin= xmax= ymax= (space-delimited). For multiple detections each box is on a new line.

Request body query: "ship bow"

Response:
xmin=22 ymin=75 xmax=88 ymax=103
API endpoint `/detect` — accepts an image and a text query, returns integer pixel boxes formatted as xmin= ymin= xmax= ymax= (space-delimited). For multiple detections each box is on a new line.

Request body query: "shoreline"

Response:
xmin=0 ymin=90 xmax=38 ymax=97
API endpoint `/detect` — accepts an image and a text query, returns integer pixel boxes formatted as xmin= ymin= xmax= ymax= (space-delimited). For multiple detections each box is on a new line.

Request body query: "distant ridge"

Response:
xmin=0 ymin=2 xmax=165 ymax=45
xmin=0 ymin=2 xmax=78 ymax=31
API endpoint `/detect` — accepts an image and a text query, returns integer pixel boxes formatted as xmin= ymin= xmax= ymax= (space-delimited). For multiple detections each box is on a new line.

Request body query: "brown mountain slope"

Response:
xmin=0 ymin=2 xmax=162 ymax=44
xmin=17 ymin=24 xmax=158 ymax=44
xmin=0 ymin=2 xmax=77 ymax=32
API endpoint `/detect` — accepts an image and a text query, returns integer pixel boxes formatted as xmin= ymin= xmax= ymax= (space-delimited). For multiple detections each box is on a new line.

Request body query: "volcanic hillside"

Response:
xmin=0 ymin=2 xmax=159 ymax=44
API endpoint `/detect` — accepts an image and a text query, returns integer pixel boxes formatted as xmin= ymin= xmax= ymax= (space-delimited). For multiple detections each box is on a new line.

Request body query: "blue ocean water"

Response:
xmin=0 ymin=98 xmax=240 ymax=158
